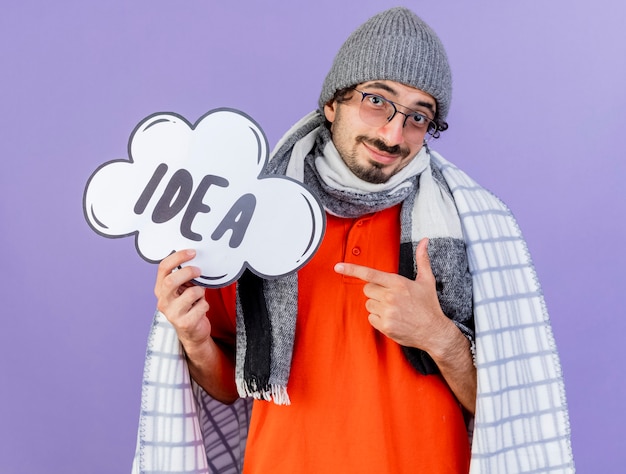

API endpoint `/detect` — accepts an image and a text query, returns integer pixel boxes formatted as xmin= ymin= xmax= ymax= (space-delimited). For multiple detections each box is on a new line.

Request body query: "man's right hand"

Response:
xmin=154 ymin=249 xmax=239 ymax=403
xmin=154 ymin=249 xmax=212 ymax=351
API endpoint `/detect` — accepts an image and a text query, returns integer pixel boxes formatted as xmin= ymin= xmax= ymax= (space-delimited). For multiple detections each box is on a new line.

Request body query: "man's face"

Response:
xmin=324 ymin=80 xmax=437 ymax=184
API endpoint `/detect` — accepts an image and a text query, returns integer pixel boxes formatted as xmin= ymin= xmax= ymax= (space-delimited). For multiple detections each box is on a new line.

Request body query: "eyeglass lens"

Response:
xmin=356 ymin=92 xmax=434 ymax=143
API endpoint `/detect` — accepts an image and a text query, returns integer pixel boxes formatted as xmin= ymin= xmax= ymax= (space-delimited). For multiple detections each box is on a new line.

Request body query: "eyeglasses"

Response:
xmin=353 ymin=89 xmax=438 ymax=143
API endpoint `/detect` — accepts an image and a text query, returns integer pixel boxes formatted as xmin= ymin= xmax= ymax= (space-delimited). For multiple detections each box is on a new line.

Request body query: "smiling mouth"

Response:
xmin=359 ymin=136 xmax=408 ymax=163
xmin=363 ymin=142 xmax=401 ymax=166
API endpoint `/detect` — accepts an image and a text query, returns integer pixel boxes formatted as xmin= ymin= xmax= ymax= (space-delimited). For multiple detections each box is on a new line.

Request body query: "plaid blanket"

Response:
xmin=131 ymin=152 xmax=575 ymax=473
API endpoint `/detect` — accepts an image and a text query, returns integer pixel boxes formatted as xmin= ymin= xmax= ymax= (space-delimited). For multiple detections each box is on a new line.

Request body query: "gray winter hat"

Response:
xmin=318 ymin=7 xmax=452 ymax=121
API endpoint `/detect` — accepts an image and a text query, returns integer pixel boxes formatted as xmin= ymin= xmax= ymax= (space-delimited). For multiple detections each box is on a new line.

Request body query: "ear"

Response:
xmin=323 ymin=101 xmax=337 ymax=124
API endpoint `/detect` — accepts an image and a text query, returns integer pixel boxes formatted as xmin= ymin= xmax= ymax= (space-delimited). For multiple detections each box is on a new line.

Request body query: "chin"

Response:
xmin=355 ymin=165 xmax=391 ymax=184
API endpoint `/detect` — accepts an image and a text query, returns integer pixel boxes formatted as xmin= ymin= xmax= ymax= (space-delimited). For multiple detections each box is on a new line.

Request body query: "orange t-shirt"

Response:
xmin=207 ymin=205 xmax=470 ymax=474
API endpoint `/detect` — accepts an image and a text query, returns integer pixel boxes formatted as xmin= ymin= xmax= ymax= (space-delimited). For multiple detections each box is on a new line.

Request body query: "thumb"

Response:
xmin=415 ymin=238 xmax=434 ymax=279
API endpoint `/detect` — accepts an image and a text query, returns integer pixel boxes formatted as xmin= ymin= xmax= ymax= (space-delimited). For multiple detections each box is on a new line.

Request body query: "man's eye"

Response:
xmin=409 ymin=113 xmax=427 ymax=125
xmin=367 ymin=95 xmax=386 ymax=106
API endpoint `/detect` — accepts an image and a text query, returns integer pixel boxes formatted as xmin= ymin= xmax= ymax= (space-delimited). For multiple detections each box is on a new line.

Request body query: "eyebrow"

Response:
xmin=361 ymin=81 xmax=437 ymax=115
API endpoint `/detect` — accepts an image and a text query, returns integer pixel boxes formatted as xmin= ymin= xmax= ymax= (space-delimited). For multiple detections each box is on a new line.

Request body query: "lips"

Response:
xmin=363 ymin=142 xmax=400 ymax=166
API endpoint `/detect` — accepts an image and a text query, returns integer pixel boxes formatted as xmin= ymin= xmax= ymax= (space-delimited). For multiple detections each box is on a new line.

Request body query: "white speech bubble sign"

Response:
xmin=84 ymin=109 xmax=326 ymax=287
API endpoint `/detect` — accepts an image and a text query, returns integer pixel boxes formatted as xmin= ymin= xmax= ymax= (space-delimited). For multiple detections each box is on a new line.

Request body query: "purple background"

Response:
xmin=1 ymin=1 xmax=624 ymax=472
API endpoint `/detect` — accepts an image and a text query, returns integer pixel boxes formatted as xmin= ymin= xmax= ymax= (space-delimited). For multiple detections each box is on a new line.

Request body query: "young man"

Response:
xmin=137 ymin=7 xmax=574 ymax=474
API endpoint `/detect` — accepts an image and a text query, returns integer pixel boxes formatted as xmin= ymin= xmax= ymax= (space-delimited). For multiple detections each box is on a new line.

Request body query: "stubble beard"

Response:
xmin=344 ymin=136 xmax=411 ymax=184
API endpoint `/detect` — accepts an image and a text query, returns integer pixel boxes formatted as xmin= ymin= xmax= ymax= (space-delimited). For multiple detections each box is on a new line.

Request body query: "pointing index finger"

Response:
xmin=334 ymin=262 xmax=393 ymax=287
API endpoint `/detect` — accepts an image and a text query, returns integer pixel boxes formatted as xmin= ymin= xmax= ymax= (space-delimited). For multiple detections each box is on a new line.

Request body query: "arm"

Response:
xmin=334 ymin=238 xmax=476 ymax=414
xmin=154 ymin=249 xmax=239 ymax=404
xmin=423 ymin=314 xmax=476 ymax=414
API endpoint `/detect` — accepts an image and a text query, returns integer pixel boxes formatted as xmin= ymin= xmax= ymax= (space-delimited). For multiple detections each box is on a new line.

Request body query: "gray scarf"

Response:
xmin=235 ymin=111 xmax=474 ymax=404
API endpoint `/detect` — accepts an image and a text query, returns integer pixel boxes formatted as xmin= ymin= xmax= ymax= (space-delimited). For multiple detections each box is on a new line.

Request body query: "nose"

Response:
xmin=377 ymin=111 xmax=406 ymax=146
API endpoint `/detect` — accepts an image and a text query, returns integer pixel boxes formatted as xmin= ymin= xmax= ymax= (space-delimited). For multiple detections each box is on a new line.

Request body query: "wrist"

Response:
xmin=180 ymin=334 xmax=217 ymax=363
xmin=427 ymin=316 xmax=468 ymax=365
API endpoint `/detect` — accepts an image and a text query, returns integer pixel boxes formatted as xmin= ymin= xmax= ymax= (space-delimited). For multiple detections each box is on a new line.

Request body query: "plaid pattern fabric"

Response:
xmin=132 ymin=311 xmax=251 ymax=474
xmin=433 ymin=152 xmax=574 ymax=473
xmin=131 ymin=153 xmax=574 ymax=473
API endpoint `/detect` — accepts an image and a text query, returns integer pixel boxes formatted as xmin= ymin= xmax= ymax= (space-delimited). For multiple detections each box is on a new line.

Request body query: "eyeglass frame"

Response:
xmin=352 ymin=88 xmax=440 ymax=140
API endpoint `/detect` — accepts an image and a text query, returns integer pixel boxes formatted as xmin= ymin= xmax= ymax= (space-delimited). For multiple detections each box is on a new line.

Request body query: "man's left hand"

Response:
xmin=334 ymin=238 xmax=452 ymax=354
